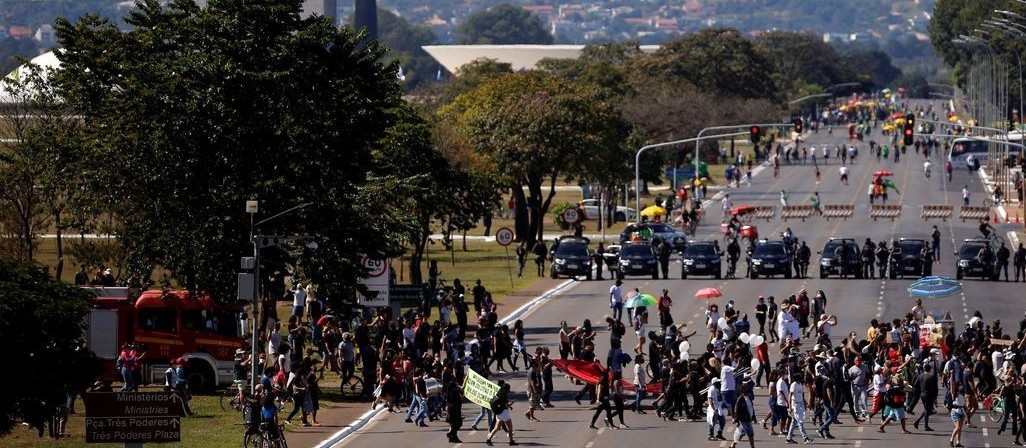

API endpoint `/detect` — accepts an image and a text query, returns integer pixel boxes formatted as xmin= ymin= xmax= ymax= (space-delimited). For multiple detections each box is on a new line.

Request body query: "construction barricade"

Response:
xmin=959 ymin=206 xmax=990 ymax=222
xmin=869 ymin=204 xmax=902 ymax=221
xmin=781 ymin=205 xmax=813 ymax=221
xmin=822 ymin=204 xmax=855 ymax=220
xmin=752 ymin=205 xmax=775 ymax=221
xmin=920 ymin=205 xmax=953 ymax=221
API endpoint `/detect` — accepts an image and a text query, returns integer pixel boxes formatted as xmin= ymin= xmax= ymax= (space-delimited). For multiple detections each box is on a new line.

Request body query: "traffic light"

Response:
xmin=903 ymin=122 xmax=914 ymax=146
xmin=749 ymin=126 xmax=761 ymax=144
xmin=793 ymin=118 xmax=803 ymax=134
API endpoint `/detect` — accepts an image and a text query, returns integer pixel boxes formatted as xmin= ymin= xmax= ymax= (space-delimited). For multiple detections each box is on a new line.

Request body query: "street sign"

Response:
xmin=84 ymin=392 xmax=181 ymax=444
xmin=358 ymin=256 xmax=390 ymax=307
xmin=494 ymin=227 xmax=515 ymax=246
xmin=390 ymin=284 xmax=428 ymax=307
xmin=562 ymin=208 xmax=580 ymax=225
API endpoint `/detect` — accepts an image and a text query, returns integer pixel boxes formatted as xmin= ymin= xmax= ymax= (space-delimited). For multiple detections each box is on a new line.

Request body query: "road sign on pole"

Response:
xmin=84 ymin=392 xmax=181 ymax=444
xmin=495 ymin=227 xmax=516 ymax=287
xmin=562 ymin=208 xmax=581 ymax=225
xmin=358 ymin=256 xmax=390 ymax=307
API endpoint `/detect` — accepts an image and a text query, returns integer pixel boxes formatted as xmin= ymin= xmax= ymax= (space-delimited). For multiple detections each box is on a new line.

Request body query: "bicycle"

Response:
xmin=340 ymin=372 xmax=365 ymax=398
xmin=220 ymin=380 xmax=248 ymax=412
xmin=258 ymin=422 xmax=289 ymax=448
xmin=982 ymin=196 xmax=1007 ymax=207
xmin=980 ymin=233 xmax=1004 ymax=249
xmin=983 ymin=392 xmax=1006 ymax=422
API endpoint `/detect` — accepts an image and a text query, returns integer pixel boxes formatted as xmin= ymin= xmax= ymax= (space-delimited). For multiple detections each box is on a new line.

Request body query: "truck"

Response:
xmin=84 ymin=287 xmax=246 ymax=391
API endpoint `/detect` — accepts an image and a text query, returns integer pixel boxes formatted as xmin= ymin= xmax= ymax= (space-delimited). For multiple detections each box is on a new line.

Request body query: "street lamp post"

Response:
xmin=634 ymin=131 xmax=747 ymax=220
xmin=246 ymin=201 xmax=313 ymax=395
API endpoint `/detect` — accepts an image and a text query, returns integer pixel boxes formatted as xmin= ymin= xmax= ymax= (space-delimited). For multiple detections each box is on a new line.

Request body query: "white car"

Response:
xmin=578 ymin=199 xmax=637 ymax=222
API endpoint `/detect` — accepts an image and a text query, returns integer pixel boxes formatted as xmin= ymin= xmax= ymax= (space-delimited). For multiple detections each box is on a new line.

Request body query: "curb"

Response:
xmin=312 ymin=278 xmax=579 ymax=448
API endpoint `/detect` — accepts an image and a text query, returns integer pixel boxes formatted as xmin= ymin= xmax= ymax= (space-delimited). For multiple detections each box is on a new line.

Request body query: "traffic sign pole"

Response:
xmin=495 ymin=227 xmax=515 ymax=288
xmin=505 ymin=246 xmax=514 ymax=288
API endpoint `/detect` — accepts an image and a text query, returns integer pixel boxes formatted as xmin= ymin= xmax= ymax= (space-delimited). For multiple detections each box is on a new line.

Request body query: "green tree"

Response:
xmin=376 ymin=8 xmax=438 ymax=91
xmin=441 ymin=71 xmax=629 ymax=245
xmin=840 ymin=49 xmax=902 ymax=89
xmin=52 ymin=0 xmax=407 ymax=300
xmin=632 ymin=28 xmax=780 ymax=101
xmin=456 ymin=4 xmax=553 ymax=45
xmin=0 ymin=258 xmax=98 ymax=436
xmin=754 ymin=31 xmax=847 ymax=95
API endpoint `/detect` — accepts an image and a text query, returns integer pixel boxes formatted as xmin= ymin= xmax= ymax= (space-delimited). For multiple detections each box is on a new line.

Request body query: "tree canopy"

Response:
xmin=0 ymin=258 xmax=97 ymax=436
xmin=456 ymin=4 xmax=554 ymax=45
xmin=52 ymin=0 xmax=409 ymax=300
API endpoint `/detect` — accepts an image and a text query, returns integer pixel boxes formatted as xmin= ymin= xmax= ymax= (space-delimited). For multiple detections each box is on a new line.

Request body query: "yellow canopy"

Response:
xmin=640 ymin=205 xmax=667 ymax=217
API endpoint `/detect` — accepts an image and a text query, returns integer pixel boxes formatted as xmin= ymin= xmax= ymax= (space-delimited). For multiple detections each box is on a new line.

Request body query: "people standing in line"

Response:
xmin=1015 ymin=243 xmax=1026 ymax=282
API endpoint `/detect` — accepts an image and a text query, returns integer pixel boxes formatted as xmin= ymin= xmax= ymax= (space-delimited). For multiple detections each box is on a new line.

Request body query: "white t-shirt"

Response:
xmin=634 ymin=363 xmax=647 ymax=387
xmin=708 ymin=385 xmax=723 ymax=415
xmin=722 ymin=197 xmax=733 ymax=211
xmin=775 ymin=378 xmax=789 ymax=407
xmin=789 ymin=382 xmax=806 ymax=410
xmin=293 ymin=288 xmax=307 ymax=308
xmin=873 ymin=373 xmax=887 ymax=393
xmin=609 ymin=285 xmax=623 ymax=304
xmin=839 ymin=166 xmax=848 ymax=176
xmin=963 ymin=188 xmax=971 ymax=199
xmin=721 ymin=365 xmax=736 ymax=391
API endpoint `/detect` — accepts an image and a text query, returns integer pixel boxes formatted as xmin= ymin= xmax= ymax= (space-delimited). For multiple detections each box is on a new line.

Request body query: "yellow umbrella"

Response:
xmin=948 ymin=115 xmax=960 ymax=123
xmin=640 ymin=205 xmax=667 ymax=217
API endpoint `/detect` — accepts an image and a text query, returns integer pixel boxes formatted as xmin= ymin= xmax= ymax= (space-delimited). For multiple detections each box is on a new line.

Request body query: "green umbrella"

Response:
xmin=625 ymin=293 xmax=657 ymax=309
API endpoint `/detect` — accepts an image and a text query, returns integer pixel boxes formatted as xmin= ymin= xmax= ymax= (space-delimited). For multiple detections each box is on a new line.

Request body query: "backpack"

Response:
xmin=489 ymin=394 xmax=504 ymax=413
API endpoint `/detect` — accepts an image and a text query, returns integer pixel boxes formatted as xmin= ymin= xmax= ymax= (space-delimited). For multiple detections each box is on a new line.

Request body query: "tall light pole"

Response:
xmin=634 ymin=131 xmax=747 ymax=220
xmin=246 ymin=201 xmax=314 ymax=394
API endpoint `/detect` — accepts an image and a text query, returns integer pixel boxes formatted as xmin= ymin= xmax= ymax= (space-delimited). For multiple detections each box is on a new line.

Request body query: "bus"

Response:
xmin=947 ymin=137 xmax=991 ymax=169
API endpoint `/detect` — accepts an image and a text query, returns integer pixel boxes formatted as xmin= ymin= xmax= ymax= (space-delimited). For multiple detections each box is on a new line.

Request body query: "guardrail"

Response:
xmin=780 ymin=205 xmax=814 ymax=221
xmin=920 ymin=205 xmax=953 ymax=221
xmin=959 ymin=206 xmax=990 ymax=222
xmin=752 ymin=205 xmax=775 ymax=221
xmin=869 ymin=204 xmax=902 ymax=220
xmin=822 ymin=204 xmax=855 ymax=220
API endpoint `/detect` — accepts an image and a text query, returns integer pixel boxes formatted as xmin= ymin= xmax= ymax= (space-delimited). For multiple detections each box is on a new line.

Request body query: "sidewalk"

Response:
xmin=284 ymin=277 xmax=569 ymax=448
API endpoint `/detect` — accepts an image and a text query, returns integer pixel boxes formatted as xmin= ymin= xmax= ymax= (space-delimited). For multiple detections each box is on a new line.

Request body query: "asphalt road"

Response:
xmin=335 ymin=121 xmax=1023 ymax=448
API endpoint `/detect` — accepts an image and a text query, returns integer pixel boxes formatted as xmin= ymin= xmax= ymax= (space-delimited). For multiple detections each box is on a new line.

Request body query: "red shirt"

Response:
xmin=658 ymin=295 xmax=672 ymax=313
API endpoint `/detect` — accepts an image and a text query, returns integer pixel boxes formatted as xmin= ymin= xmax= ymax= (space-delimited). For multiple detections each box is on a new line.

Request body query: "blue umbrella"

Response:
xmin=907 ymin=276 xmax=962 ymax=299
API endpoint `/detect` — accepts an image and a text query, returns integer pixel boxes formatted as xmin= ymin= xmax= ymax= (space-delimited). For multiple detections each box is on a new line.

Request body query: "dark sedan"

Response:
xmin=681 ymin=241 xmax=722 ymax=279
xmin=750 ymin=240 xmax=793 ymax=279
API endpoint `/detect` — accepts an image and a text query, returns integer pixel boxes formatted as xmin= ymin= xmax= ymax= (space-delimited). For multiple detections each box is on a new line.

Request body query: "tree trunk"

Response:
xmin=55 ymin=208 xmax=64 ymax=280
xmin=408 ymin=223 xmax=429 ymax=285
xmin=512 ymin=186 xmax=529 ymax=244
xmin=461 ymin=229 xmax=467 ymax=252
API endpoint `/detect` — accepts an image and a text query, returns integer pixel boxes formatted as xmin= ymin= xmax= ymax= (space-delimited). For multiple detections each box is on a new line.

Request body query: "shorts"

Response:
xmin=529 ymin=391 xmax=541 ymax=408
xmin=886 ymin=406 xmax=906 ymax=421
xmin=950 ymin=407 xmax=965 ymax=422
xmin=771 ymin=403 xmax=788 ymax=420
xmin=497 ymin=409 xmax=512 ymax=422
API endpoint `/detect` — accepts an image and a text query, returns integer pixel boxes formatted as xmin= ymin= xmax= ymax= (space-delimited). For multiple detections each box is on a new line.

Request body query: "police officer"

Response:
xmin=593 ymin=242 xmax=606 ymax=281
xmin=997 ymin=242 xmax=1011 ymax=282
xmin=657 ymin=238 xmax=672 ymax=279
xmin=797 ymin=241 xmax=812 ymax=279
xmin=861 ymin=238 xmax=875 ymax=279
xmin=835 ymin=241 xmax=851 ymax=279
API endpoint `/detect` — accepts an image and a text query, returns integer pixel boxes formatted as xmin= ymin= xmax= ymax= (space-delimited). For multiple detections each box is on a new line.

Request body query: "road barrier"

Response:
xmin=920 ymin=205 xmax=953 ymax=221
xmin=822 ymin=204 xmax=855 ymax=220
xmin=869 ymin=204 xmax=902 ymax=220
xmin=752 ymin=205 xmax=775 ymax=221
xmin=781 ymin=205 xmax=813 ymax=221
xmin=959 ymin=206 xmax=990 ymax=222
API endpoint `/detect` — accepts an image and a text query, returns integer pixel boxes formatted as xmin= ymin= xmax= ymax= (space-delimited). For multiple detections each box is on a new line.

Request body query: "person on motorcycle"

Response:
xmin=726 ymin=238 xmax=741 ymax=279
xmin=875 ymin=241 xmax=890 ymax=279
xmin=861 ymin=239 xmax=875 ymax=279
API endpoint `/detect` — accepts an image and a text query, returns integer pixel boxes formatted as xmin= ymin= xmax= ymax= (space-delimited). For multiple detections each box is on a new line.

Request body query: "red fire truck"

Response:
xmin=83 ymin=287 xmax=245 ymax=391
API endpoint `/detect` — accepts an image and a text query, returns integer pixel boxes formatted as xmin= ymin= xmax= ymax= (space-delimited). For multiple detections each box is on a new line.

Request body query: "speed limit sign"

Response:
xmin=495 ymin=227 xmax=515 ymax=246
xmin=562 ymin=207 xmax=580 ymax=225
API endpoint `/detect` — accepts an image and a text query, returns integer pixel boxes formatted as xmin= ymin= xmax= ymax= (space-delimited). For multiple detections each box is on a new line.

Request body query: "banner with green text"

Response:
xmin=462 ymin=368 xmax=499 ymax=408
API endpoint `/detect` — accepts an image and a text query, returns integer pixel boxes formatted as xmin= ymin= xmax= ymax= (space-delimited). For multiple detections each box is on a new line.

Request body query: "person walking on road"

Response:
xmin=707 ymin=378 xmax=727 ymax=441
xmin=754 ymin=296 xmax=767 ymax=339
xmin=533 ymin=241 xmax=548 ymax=277
xmin=779 ymin=191 xmax=789 ymax=207
xmin=962 ymin=185 xmax=971 ymax=206
xmin=589 ymin=368 xmax=614 ymax=430
xmin=730 ymin=383 xmax=757 ymax=448
xmin=485 ymin=381 xmax=517 ymax=446
xmin=787 ymin=373 xmax=813 ymax=444
xmin=610 ymin=280 xmax=624 ymax=321
xmin=931 ymin=226 xmax=942 ymax=262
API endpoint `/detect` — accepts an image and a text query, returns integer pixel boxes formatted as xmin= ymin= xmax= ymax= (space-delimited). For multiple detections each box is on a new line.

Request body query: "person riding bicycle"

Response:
xmin=260 ymin=393 xmax=282 ymax=442
xmin=923 ymin=160 xmax=932 ymax=179
xmin=994 ymin=185 xmax=1004 ymax=204
xmin=980 ymin=219 xmax=995 ymax=240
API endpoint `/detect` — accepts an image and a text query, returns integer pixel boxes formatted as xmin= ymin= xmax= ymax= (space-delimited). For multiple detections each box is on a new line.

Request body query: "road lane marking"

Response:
xmin=855 ymin=440 xmax=863 ymax=447
xmin=586 ymin=442 xmax=595 ymax=448
xmin=982 ymin=428 xmax=989 ymax=437
xmin=598 ymin=427 xmax=605 ymax=435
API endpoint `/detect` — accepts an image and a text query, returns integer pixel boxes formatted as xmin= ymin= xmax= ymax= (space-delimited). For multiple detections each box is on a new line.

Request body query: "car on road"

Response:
xmin=578 ymin=199 xmax=637 ymax=222
xmin=890 ymin=238 xmax=928 ymax=279
xmin=750 ymin=240 xmax=793 ymax=279
xmin=818 ymin=238 xmax=862 ymax=279
xmin=615 ymin=242 xmax=660 ymax=280
xmin=619 ymin=222 xmax=688 ymax=253
xmin=550 ymin=236 xmax=593 ymax=280
xmin=681 ymin=240 xmax=722 ymax=279
xmin=956 ymin=239 xmax=996 ymax=280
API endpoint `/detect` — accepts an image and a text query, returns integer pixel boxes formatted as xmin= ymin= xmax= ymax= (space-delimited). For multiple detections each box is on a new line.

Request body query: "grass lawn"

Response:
xmin=3 ymin=388 xmax=245 ymax=448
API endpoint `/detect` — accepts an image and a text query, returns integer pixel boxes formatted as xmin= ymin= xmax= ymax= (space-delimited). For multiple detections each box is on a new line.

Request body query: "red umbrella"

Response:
xmin=873 ymin=169 xmax=893 ymax=177
xmin=694 ymin=287 xmax=723 ymax=299
xmin=729 ymin=204 xmax=756 ymax=216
